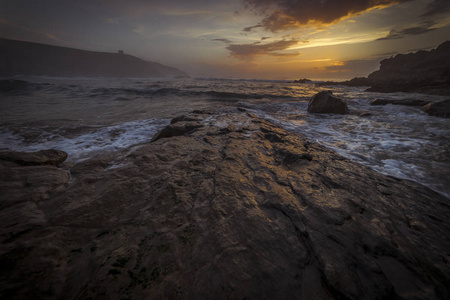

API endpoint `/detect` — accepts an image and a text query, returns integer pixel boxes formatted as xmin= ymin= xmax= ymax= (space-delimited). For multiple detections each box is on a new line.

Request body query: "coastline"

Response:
xmin=1 ymin=108 xmax=449 ymax=299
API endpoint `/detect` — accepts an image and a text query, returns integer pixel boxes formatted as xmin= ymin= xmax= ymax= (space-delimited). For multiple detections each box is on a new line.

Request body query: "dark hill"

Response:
xmin=317 ymin=41 xmax=450 ymax=95
xmin=366 ymin=41 xmax=450 ymax=93
xmin=0 ymin=38 xmax=188 ymax=78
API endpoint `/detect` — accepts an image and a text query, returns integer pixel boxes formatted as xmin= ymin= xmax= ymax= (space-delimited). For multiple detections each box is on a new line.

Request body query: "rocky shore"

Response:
xmin=1 ymin=109 xmax=449 ymax=299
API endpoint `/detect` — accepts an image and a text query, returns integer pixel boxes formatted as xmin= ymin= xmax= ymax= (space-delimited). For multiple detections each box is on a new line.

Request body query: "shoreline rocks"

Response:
xmin=0 ymin=110 xmax=449 ymax=299
xmin=369 ymin=98 xmax=450 ymax=119
xmin=421 ymin=99 xmax=450 ymax=118
xmin=293 ymin=78 xmax=312 ymax=83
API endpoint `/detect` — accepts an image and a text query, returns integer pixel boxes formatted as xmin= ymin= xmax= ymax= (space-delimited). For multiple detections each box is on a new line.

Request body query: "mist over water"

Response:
xmin=1 ymin=76 xmax=449 ymax=198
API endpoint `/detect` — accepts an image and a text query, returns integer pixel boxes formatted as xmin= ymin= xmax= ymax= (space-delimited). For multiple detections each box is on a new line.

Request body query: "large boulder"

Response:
xmin=308 ymin=91 xmax=349 ymax=114
xmin=421 ymin=99 xmax=450 ymax=118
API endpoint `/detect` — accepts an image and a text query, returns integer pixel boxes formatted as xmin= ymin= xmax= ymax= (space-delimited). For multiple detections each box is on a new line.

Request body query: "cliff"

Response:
xmin=1 ymin=109 xmax=449 ymax=299
xmin=366 ymin=41 xmax=450 ymax=93
xmin=0 ymin=38 xmax=188 ymax=78
xmin=318 ymin=41 xmax=450 ymax=95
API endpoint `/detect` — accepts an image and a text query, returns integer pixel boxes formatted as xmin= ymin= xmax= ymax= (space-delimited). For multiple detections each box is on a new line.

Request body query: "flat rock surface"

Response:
xmin=0 ymin=149 xmax=68 ymax=166
xmin=1 ymin=109 xmax=449 ymax=299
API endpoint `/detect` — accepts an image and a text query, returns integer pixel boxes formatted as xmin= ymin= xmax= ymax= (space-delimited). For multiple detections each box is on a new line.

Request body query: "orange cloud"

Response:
xmin=244 ymin=0 xmax=413 ymax=32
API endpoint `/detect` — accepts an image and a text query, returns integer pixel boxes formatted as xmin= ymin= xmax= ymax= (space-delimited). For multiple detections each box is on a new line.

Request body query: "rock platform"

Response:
xmin=1 ymin=109 xmax=449 ymax=299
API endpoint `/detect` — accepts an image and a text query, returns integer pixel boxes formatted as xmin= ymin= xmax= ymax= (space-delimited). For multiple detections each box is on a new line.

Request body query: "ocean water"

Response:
xmin=1 ymin=76 xmax=449 ymax=199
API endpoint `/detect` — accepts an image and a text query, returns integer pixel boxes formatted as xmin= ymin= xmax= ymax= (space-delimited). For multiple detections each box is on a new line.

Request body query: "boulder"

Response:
xmin=308 ymin=91 xmax=349 ymax=114
xmin=421 ymin=99 xmax=450 ymax=118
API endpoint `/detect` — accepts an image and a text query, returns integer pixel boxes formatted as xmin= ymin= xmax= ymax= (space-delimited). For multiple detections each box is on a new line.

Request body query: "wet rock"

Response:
xmin=170 ymin=115 xmax=200 ymax=124
xmin=150 ymin=121 xmax=203 ymax=142
xmin=370 ymin=99 xmax=431 ymax=107
xmin=308 ymin=91 xmax=349 ymax=114
xmin=0 ymin=111 xmax=449 ymax=299
xmin=359 ymin=112 xmax=373 ymax=117
xmin=421 ymin=99 xmax=450 ymax=118
xmin=0 ymin=149 xmax=68 ymax=166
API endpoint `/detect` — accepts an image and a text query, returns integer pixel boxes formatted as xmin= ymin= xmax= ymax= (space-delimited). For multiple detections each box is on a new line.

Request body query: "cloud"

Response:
xmin=133 ymin=25 xmax=145 ymax=34
xmin=421 ymin=0 xmax=450 ymax=16
xmin=376 ymin=51 xmax=399 ymax=57
xmin=243 ymin=24 xmax=263 ymax=32
xmin=0 ymin=17 xmax=65 ymax=44
xmin=45 ymin=32 xmax=60 ymax=41
xmin=211 ymin=38 xmax=233 ymax=44
xmin=244 ymin=0 xmax=413 ymax=32
xmin=78 ymin=0 xmax=235 ymax=19
xmin=376 ymin=21 xmax=437 ymax=40
xmin=226 ymin=39 xmax=300 ymax=58
xmin=324 ymin=59 xmax=382 ymax=75
xmin=105 ymin=18 xmax=120 ymax=24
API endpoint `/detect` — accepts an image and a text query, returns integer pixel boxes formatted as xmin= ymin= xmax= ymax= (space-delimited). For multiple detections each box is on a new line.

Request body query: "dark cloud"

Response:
xmin=261 ymin=37 xmax=271 ymax=40
xmin=377 ymin=21 xmax=437 ymax=40
xmin=243 ymin=24 xmax=263 ymax=32
xmin=421 ymin=0 xmax=450 ymax=16
xmin=244 ymin=0 xmax=412 ymax=32
xmin=226 ymin=39 xmax=299 ymax=58
xmin=211 ymin=38 xmax=233 ymax=44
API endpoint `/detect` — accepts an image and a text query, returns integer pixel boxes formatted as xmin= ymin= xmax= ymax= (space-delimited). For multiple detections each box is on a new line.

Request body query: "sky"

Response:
xmin=1 ymin=0 xmax=449 ymax=80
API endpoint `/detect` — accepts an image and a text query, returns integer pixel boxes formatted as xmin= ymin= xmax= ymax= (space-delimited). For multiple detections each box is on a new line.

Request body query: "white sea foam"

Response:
xmin=1 ymin=77 xmax=449 ymax=198
xmin=244 ymin=96 xmax=450 ymax=199
xmin=0 ymin=119 xmax=169 ymax=162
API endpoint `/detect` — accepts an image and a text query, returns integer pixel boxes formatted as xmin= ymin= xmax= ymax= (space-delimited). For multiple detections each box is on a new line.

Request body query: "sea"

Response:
xmin=1 ymin=76 xmax=449 ymax=199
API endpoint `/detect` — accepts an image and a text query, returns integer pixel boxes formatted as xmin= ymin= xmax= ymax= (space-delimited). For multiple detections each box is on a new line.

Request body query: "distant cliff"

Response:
xmin=366 ymin=41 xmax=450 ymax=93
xmin=318 ymin=41 xmax=450 ymax=95
xmin=0 ymin=38 xmax=188 ymax=78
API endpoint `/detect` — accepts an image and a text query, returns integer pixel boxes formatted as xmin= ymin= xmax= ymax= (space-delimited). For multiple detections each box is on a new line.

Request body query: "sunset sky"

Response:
xmin=1 ymin=0 xmax=449 ymax=80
